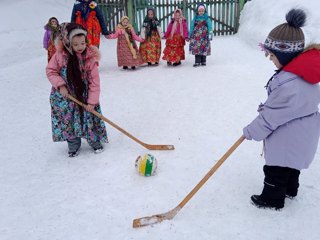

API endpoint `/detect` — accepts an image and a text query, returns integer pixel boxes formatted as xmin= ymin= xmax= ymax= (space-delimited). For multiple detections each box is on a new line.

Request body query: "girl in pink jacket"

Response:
xmin=46 ymin=23 xmax=108 ymax=157
xmin=162 ymin=9 xmax=188 ymax=66
xmin=107 ymin=16 xmax=145 ymax=70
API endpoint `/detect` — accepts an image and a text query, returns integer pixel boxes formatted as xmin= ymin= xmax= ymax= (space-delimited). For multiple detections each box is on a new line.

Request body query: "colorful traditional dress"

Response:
xmin=139 ymin=9 xmax=163 ymax=64
xmin=162 ymin=11 xmax=188 ymax=64
xmin=71 ymin=0 xmax=108 ymax=47
xmin=108 ymin=17 xmax=144 ymax=67
xmin=46 ymin=46 xmax=108 ymax=144
xmin=189 ymin=13 xmax=212 ymax=56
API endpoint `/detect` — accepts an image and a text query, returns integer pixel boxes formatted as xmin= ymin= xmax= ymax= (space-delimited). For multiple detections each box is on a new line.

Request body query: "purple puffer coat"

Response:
xmin=243 ymin=48 xmax=320 ymax=170
xmin=43 ymin=25 xmax=51 ymax=50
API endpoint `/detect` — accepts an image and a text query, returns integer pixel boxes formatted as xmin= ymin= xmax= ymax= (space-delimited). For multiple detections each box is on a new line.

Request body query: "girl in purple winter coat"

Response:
xmin=43 ymin=17 xmax=59 ymax=62
xmin=243 ymin=9 xmax=320 ymax=210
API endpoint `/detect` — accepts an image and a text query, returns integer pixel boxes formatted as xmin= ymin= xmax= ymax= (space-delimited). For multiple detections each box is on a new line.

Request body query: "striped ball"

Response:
xmin=135 ymin=154 xmax=158 ymax=176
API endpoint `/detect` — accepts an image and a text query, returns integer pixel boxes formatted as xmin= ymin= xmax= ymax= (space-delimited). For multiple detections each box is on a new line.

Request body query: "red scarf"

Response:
xmin=283 ymin=48 xmax=320 ymax=84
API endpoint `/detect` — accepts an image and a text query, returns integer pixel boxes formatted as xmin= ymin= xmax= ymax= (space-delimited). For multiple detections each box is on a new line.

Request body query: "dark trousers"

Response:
xmin=261 ymin=165 xmax=300 ymax=204
xmin=195 ymin=55 xmax=206 ymax=64
xmin=67 ymin=138 xmax=81 ymax=153
xmin=67 ymin=137 xmax=102 ymax=152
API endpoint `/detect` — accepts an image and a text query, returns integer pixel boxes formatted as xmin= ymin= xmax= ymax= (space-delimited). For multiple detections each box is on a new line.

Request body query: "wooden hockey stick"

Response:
xmin=67 ymin=95 xmax=175 ymax=150
xmin=132 ymin=136 xmax=245 ymax=228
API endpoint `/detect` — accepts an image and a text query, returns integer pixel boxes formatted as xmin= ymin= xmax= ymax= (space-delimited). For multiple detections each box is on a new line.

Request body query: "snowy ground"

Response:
xmin=1 ymin=0 xmax=320 ymax=239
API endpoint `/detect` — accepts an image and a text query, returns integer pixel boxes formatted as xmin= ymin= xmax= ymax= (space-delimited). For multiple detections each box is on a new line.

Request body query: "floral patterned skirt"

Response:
xmin=76 ymin=11 xmax=101 ymax=47
xmin=50 ymin=88 xmax=108 ymax=144
xmin=139 ymin=31 xmax=161 ymax=63
xmin=117 ymin=36 xmax=143 ymax=67
xmin=189 ymin=22 xmax=211 ymax=56
xmin=162 ymin=34 xmax=185 ymax=62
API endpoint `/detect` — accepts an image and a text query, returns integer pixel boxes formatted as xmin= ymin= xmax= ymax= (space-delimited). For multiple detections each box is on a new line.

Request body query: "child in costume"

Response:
xmin=107 ymin=16 xmax=144 ymax=70
xmin=71 ymin=0 xmax=109 ymax=47
xmin=139 ymin=8 xmax=163 ymax=66
xmin=162 ymin=9 xmax=188 ymax=66
xmin=188 ymin=4 xmax=212 ymax=67
xmin=243 ymin=9 xmax=320 ymax=210
xmin=46 ymin=23 xmax=108 ymax=157
xmin=43 ymin=17 xmax=59 ymax=62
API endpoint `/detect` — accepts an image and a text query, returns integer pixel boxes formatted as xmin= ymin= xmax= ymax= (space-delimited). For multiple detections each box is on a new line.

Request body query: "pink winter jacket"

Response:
xmin=46 ymin=46 xmax=101 ymax=105
xmin=107 ymin=27 xmax=144 ymax=42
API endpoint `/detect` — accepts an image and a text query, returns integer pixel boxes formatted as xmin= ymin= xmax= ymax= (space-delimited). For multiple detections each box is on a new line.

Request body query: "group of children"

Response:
xmin=44 ymin=1 xmax=320 ymax=212
xmin=107 ymin=5 xmax=212 ymax=69
xmin=44 ymin=4 xmax=213 ymax=68
xmin=42 ymin=2 xmax=213 ymax=156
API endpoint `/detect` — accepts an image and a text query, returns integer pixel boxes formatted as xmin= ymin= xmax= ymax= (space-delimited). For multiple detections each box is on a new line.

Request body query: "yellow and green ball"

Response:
xmin=135 ymin=154 xmax=158 ymax=176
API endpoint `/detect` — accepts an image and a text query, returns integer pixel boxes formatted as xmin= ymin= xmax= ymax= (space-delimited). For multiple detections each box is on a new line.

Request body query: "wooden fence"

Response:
xmin=97 ymin=0 xmax=127 ymax=32
xmin=98 ymin=0 xmax=242 ymax=36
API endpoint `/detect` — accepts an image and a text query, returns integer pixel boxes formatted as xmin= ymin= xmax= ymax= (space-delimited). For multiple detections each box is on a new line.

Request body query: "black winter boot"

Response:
xmin=201 ymin=56 xmax=206 ymax=66
xmin=68 ymin=149 xmax=80 ymax=157
xmin=88 ymin=141 xmax=104 ymax=154
xmin=251 ymin=195 xmax=284 ymax=210
xmin=286 ymin=168 xmax=300 ymax=199
xmin=194 ymin=55 xmax=201 ymax=67
xmin=251 ymin=165 xmax=289 ymax=210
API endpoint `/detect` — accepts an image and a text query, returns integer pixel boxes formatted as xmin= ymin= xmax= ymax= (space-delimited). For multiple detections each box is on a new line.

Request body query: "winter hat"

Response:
xmin=264 ymin=9 xmax=306 ymax=66
xmin=58 ymin=22 xmax=87 ymax=54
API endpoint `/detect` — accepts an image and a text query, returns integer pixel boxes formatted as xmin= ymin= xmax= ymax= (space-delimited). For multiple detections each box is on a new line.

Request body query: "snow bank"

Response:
xmin=237 ymin=0 xmax=320 ymax=47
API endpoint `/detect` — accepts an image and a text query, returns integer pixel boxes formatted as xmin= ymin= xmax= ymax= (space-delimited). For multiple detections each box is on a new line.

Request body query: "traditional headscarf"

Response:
xmin=143 ymin=8 xmax=160 ymax=38
xmin=195 ymin=4 xmax=209 ymax=20
xmin=170 ymin=9 xmax=185 ymax=38
xmin=58 ymin=22 xmax=88 ymax=106
xmin=46 ymin=17 xmax=60 ymax=42
xmin=117 ymin=16 xmax=133 ymax=30
xmin=58 ymin=22 xmax=87 ymax=55
xmin=117 ymin=16 xmax=137 ymax=59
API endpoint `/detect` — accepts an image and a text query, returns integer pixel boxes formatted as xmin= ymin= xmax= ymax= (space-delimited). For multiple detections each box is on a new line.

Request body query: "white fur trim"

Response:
xmin=69 ymin=29 xmax=87 ymax=42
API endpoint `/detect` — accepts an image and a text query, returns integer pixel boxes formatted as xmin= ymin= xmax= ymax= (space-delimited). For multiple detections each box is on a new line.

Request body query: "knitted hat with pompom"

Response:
xmin=264 ymin=9 xmax=306 ymax=66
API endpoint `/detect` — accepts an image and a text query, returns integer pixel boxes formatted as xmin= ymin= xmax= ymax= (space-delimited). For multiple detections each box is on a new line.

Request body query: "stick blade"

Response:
xmin=132 ymin=216 xmax=164 ymax=228
xmin=145 ymin=144 xmax=175 ymax=151
xmin=132 ymin=207 xmax=180 ymax=228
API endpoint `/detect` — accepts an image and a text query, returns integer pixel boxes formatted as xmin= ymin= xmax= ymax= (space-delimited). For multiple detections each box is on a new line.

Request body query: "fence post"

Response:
xmin=239 ymin=0 xmax=245 ymax=11
xmin=235 ymin=0 xmax=242 ymax=33
xmin=127 ymin=0 xmax=134 ymax=21
xmin=130 ymin=0 xmax=139 ymax=34
xmin=183 ymin=0 xmax=187 ymax=20
xmin=97 ymin=0 xmax=108 ymax=23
